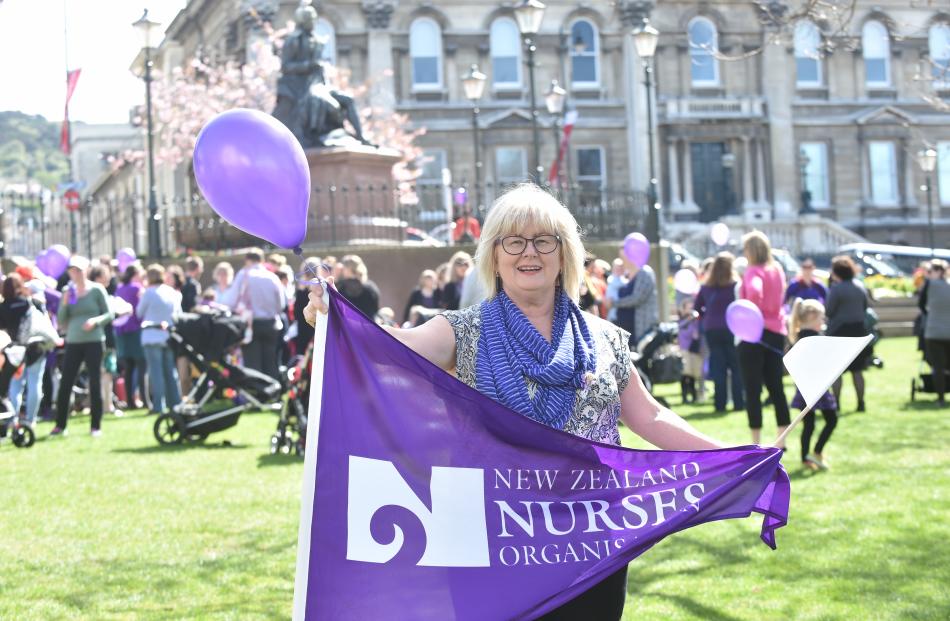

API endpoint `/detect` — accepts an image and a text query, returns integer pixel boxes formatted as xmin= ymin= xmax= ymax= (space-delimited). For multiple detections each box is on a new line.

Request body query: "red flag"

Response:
xmin=60 ymin=68 xmax=82 ymax=155
xmin=547 ymin=110 xmax=578 ymax=186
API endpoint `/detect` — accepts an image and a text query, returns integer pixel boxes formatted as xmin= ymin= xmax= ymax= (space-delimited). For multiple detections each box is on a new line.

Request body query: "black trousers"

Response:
xmin=801 ymin=409 xmax=838 ymax=459
xmin=55 ymin=342 xmax=104 ymax=430
xmin=536 ymin=567 xmax=627 ymax=621
xmin=925 ymin=339 xmax=950 ymax=400
xmin=242 ymin=319 xmax=281 ymax=381
xmin=737 ymin=330 xmax=791 ymax=429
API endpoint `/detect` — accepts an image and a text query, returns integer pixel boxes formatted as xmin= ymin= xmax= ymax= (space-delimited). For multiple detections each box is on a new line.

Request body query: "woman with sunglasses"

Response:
xmin=304 ymin=184 xmax=726 ymax=620
xmin=784 ymin=258 xmax=827 ymax=305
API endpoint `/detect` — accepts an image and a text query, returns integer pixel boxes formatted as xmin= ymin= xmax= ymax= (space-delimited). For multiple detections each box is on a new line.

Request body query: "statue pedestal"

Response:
xmin=304 ymin=146 xmax=403 ymax=246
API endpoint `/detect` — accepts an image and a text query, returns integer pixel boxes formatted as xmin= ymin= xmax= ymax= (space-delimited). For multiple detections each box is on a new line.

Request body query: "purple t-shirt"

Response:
xmin=114 ymin=282 xmax=144 ymax=334
xmin=694 ymin=284 xmax=736 ymax=332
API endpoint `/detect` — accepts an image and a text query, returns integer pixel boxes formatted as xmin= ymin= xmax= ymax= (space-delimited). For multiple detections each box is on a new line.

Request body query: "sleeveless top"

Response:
xmin=442 ymin=303 xmax=634 ymax=445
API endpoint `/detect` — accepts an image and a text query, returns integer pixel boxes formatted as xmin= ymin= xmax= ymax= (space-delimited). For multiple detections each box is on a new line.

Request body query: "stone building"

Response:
xmin=86 ymin=0 xmax=950 ymax=256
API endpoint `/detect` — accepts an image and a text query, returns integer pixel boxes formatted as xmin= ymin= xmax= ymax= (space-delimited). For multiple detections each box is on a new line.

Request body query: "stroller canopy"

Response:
xmin=174 ymin=311 xmax=246 ymax=361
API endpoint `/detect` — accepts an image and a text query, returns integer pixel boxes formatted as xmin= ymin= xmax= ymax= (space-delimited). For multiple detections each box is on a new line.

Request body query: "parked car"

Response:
xmin=668 ymin=243 xmax=701 ymax=271
xmin=838 ymin=243 xmax=946 ymax=275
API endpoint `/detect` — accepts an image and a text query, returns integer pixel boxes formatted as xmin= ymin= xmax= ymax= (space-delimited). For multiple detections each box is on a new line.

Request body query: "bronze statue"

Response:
xmin=273 ymin=3 xmax=373 ymax=148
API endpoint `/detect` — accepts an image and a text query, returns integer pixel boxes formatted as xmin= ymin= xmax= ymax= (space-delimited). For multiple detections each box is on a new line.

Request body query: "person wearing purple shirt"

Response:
xmin=784 ymin=258 xmax=827 ymax=304
xmin=694 ymin=252 xmax=745 ymax=413
xmin=114 ymin=264 xmax=146 ymax=408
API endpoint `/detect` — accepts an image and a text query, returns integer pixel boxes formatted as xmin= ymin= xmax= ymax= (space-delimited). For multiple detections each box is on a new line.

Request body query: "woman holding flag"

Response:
xmin=305 ymin=184 xmax=727 ymax=619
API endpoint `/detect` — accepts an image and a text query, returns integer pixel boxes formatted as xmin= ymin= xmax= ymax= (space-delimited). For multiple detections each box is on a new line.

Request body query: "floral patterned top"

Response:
xmin=442 ymin=303 xmax=634 ymax=445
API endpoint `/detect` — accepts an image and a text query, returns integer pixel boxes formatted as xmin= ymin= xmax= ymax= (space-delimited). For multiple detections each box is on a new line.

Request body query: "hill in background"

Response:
xmin=0 ymin=110 xmax=70 ymax=189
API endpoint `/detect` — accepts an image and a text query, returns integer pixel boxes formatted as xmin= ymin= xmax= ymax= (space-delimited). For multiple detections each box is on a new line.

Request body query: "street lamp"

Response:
xmin=514 ymin=0 xmax=546 ymax=184
xmin=461 ymin=64 xmax=487 ymax=216
xmin=917 ymin=147 xmax=938 ymax=258
xmin=133 ymin=8 xmax=162 ymax=258
xmin=544 ymin=79 xmax=566 ymax=190
xmin=631 ymin=19 xmax=660 ymax=243
xmin=798 ymin=148 xmax=815 ymax=215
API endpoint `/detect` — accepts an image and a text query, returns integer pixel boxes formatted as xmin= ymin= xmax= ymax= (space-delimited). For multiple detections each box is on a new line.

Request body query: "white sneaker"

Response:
xmin=90 ymin=429 xmax=102 ymax=438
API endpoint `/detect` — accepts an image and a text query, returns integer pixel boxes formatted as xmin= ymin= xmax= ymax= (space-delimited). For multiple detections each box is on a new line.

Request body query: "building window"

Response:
xmin=800 ymin=142 xmax=829 ymax=207
xmin=576 ymin=147 xmax=605 ymax=189
xmin=868 ymin=141 xmax=898 ymax=206
xmin=418 ymin=150 xmax=446 ymax=185
xmin=315 ymin=18 xmax=336 ymax=65
xmin=410 ymin=18 xmax=443 ymax=90
xmin=490 ymin=18 xmax=521 ymax=88
xmin=688 ymin=17 xmax=719 ymax=87
xmin=570 ymin=19 xmax=600 ymax=87
xmin=937 ymin=142 xmax=950 ymax=206
xmin=794 ymin=21 xmax=822 ymax=87
xmin=929 ymin=24 xmax=950 ymax=88
xmin=862 ymin=20 xmax=891 ymax=88
xmin=496 ymin=147 xmax=527 ymax=185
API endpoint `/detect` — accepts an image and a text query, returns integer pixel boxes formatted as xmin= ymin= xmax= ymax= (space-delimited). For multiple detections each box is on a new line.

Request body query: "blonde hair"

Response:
xmin=742 ymin=230 xmax=773 ymax=267
xmin=146 ymin=263 xmax=165 ymax=286
xmin=449 ymin=251 xmax=473 ymax=283
xmin=341 ymin=255 xmax=368 ymax=282
xmin=418 ymin=269 xmax=437 ymax=288
xmin=474 ymin=184 xmax=585 ymax=300
xmin=213 ymin=261 xmax=234 ymax=280
xmin=788 ymin=298 xmax=825 ymax=344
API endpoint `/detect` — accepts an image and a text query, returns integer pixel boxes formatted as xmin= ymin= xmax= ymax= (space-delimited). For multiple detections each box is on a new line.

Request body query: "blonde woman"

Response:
xmin=336 ymin=255 xmax=380 ymax=319
xmin=440 ymin=251 xmax=472 ymax=311
xmin=304 ymin=184 xmax=726 ymax=619
xmin=403 ymin=269 xmax=442 ymax=324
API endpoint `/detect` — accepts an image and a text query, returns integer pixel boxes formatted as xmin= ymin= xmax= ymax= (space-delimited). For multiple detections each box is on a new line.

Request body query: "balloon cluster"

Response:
xmin=35 ymin=245 xmax=70 ymax=279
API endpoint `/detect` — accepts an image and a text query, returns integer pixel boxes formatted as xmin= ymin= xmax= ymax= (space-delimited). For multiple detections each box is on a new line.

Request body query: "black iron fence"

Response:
xmin=1 ymin=182 xmax=649 ymax=258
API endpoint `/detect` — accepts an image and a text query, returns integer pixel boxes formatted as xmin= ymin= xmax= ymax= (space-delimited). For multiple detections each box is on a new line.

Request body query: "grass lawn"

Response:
xmin=1 ymin=336 xmax=947 ymax=620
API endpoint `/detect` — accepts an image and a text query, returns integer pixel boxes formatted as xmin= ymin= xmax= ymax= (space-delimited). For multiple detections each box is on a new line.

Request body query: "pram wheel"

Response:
xmin=154 ymin=413 xmax=185 ymax=445
xmin=12 ymin=425 xmax=35 ymax=448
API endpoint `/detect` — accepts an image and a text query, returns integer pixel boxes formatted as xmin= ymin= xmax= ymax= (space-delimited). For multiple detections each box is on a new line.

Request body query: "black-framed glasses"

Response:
xmin=497 ymin=234 xmax=561 ymax=255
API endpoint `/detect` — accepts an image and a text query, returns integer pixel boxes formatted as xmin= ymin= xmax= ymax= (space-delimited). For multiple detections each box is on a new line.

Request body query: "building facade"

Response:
xmin=79 ymin=0 xmax=950 ymax=256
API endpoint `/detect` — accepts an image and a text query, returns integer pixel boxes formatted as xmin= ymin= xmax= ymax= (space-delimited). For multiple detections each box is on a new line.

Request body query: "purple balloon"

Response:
xmin=37 ymin=245 xmax=70 ymax=279
xmin=623 ymin=232 xmax=650 ymax=267
xmin=726 ymin=299 xmax=765 ymax=343
xmin=117 ymin=247 xmax=137 ymax=273
xmin=193 ymin=108 xmax=310 ymax=249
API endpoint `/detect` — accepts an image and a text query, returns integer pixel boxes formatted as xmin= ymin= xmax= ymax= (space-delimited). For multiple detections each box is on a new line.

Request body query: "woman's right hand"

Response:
xmin=303 ymin=277 xmax=334 ymax=327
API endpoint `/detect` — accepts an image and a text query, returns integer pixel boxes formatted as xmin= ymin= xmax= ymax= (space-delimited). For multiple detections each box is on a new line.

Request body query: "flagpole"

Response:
xmin=292 ymin=286 xmax=330 ymax=621
xmin=772 ymin=402 xmax=816 ymax=448
xmin=62 ymin=0 xmax=78 ymax=252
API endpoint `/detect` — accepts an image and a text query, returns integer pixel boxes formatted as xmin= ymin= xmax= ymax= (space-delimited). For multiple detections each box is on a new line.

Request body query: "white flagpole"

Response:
xmin=292 ymin=287 xmax=330 ymax=621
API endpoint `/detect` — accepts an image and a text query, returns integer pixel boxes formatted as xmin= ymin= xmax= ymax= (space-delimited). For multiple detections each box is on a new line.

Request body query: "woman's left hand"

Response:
xmin=82 ymin=319 xmax=97 ymax=332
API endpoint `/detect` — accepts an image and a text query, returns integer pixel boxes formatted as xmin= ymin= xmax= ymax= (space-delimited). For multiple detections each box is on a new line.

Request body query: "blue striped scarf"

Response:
xmin=476 ymin=289 xmax=596 ymax=429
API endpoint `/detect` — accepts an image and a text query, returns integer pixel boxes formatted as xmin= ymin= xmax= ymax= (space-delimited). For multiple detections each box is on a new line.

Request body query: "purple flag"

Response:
xmin=294 ymin=291 xmax=789 ymax=620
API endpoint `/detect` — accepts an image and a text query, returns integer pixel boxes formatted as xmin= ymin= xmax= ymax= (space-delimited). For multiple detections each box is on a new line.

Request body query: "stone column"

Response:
xmin=901 ymin=137 xmax=918 ymax=209
xmin=666 ymin=138 xmax=683 ymax=211
xmin=362 ymin=1 xmax=397 ymax=114
xmin=682 ymin=139 xmax=699 ymax=213
xmin=741 ymin=136 xmax=755 ymax=211
xmin=759 ymin=3 xmax=796 ymax=219
xmin=619 ymin=1 xmax=654 ymax=190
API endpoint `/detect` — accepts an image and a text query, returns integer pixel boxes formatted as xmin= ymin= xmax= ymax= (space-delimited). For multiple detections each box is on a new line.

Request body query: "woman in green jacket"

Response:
xmin=51 ymin=256 xmax=114 ymax=437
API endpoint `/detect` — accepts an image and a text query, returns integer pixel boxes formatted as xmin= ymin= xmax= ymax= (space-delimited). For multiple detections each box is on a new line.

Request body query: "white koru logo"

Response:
xmin=346 ymin=456 xmax=490 ymax=567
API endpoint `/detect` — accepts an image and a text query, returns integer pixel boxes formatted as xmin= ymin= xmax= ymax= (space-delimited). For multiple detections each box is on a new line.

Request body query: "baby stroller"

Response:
xmin=910 ymin=358 xmax=950 ymax=402
xmin=633 ymin=322 xmax=684 ymax=389
xmin=0 ymin=336 xmax=52 ymax=449
xmin=149 ymin=310 xmax=285 ymax=446
xmin=270 ymin=342 xmax=312 ymax=456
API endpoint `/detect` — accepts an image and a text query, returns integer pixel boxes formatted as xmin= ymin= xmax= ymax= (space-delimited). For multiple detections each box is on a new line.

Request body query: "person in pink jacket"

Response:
xmin=737 ymin=231 xmax=791 ymax=448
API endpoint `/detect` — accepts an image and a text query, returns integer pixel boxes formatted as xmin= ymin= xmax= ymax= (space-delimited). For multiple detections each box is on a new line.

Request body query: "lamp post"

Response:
xmin=799 ymin=149 xmax=814 ymax=215
xmin=917 ymin=147 xmax=937 ymax=258
xmin=514 ymin=0 xmax=546 ymax=184
xmin=133 ymin=9 xmax=162 ymax=258
xmin=632 ymin=20 xmax=660 ymax=243
xmin=544 ymin=79 xmax=566 ymax=191
xmin=462 ymin=64 xmax=487 ymax=216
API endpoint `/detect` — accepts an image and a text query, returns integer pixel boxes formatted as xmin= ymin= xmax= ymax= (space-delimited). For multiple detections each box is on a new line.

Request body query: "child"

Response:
xmin=789 ymin=298 xmax=839 ymax=470
xmin=677 ymin=298 xmax=703 ymax=404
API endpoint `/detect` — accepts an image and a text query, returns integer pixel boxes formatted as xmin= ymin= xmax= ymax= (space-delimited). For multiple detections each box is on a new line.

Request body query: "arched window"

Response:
xmin=570 ymin=19 xmax=599 ymax=87
xmin=862 ymin=20 xmax=891 ymax=88
xmin=410 ymin=17 xmax=442 ymax=89
xmin=929 ymin=23 xmax=950 ymax=87
xmin=315 ymin=18 xmax=336 ymax=65
xmin=794 ymin=21 xmax=822 ymax=87
xmin=688 ymin=17 xmax=719 ymax=86
xmin=490 ymin=17 xmax=521 ymax=88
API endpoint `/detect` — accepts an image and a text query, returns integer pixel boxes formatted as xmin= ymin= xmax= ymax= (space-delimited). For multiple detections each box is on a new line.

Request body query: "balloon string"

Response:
xmin=295 ymin=261 xmax=332 ymax=286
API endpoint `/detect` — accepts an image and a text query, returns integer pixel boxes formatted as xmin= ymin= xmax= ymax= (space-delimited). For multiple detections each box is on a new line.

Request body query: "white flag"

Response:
xmin=783 ymin=335 xmax=874 ymax=411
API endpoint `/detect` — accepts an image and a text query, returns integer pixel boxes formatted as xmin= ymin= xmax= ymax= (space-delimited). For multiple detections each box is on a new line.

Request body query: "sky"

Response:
xmin=0 ymin=0 xmax=187 ymax=125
